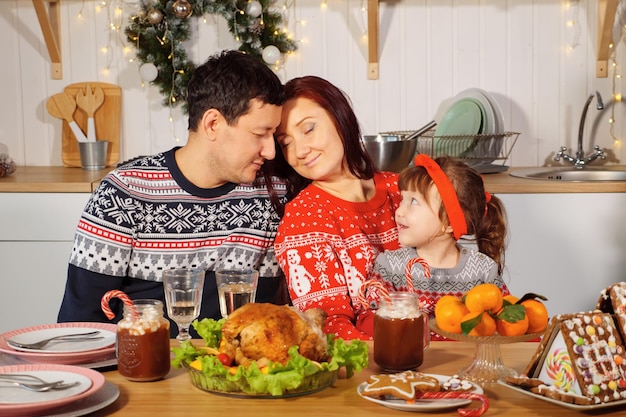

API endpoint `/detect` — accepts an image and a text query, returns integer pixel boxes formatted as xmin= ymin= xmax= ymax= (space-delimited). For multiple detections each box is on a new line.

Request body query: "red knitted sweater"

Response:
xmin=275 ymin=172 xmax=402 ymax=340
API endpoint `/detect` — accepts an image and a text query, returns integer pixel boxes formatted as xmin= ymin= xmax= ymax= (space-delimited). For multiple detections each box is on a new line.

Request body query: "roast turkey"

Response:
xmin=218 ymin=303 xmax=328 ymax=366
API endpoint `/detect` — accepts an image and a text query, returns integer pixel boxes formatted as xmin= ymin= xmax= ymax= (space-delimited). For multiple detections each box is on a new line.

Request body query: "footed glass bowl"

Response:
xmin=429 ymin=322 xmax=543 ymax=385
xmin=186 ymin=365 xmax=338 ymax=398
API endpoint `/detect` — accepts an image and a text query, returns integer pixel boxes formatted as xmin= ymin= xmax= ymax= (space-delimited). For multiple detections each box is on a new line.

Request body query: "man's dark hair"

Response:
xmin=187 ymin=50 xmax=285 ymax=130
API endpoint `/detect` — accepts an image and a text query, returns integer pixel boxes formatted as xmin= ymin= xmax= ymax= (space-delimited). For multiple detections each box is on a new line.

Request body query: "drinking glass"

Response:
xmin=215 ymin=269 xmax=258 ymax=318
xmin=162 ymin=269 xmax=205 ymax=342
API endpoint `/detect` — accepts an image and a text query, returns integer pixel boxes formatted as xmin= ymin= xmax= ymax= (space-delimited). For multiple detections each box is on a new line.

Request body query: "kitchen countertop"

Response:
xmin=0 ymin=166 xmax=625 ymax=193
xmin=0 ymin=166 xmax=112 ymax=192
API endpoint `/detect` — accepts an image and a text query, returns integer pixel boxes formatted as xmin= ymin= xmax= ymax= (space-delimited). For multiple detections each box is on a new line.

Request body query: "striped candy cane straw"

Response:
xmin=414 ymin=392 xmax=489 ymax=417
xmin=101 ymin=290 xmax=137 ymax=320
xmin=358 ymin=280 xmax=391 ymax=309
xmin=404 ymin=257 xmax=431 ymax=293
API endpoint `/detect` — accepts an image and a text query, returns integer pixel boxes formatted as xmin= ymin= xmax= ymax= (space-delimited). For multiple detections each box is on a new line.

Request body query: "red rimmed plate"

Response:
xmin=0 ymin=323 xmax=117 ymax=365
xmin=0 ymin=363 xmax=105 ymax=417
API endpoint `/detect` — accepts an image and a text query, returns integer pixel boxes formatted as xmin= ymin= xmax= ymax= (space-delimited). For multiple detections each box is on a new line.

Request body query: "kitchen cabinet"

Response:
xmin=0 ymin=193 xmax=89 ymax=333
xmin=499 ymin=193 xmax=626 ymax=316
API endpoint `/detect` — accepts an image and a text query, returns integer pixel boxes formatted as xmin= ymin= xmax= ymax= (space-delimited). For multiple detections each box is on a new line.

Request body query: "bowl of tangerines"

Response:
xmin=429 ymin=284 xmax=549 ymax=384
xmin=431 ymin=283 xmax=549 ymax=340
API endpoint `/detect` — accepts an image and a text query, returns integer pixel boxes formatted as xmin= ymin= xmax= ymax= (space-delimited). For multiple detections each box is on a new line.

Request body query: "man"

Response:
xmin=58 ymin=50 xmax=288 ymax=337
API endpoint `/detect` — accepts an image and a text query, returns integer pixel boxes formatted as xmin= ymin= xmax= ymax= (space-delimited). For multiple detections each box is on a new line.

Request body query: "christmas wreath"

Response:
xmin=125 ymin=0 xmax=297 ymax=109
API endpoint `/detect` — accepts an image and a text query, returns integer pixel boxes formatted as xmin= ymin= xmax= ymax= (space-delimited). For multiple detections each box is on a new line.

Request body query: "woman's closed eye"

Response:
xmin=302 ymin=122 xmax=315 ymax=135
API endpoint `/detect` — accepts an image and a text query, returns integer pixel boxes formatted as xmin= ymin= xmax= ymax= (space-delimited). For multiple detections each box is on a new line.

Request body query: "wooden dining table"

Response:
xmin=87 ymin=340 xmax=626 ymax=416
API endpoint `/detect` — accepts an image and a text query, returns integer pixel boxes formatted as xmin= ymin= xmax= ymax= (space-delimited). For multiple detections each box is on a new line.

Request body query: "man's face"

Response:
xmin=213 ymin=99 xmax=282 ymax=185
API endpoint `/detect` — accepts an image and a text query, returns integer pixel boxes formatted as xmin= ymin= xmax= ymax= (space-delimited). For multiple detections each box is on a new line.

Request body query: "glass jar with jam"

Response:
xmin=117 ymin=299 xmax=170 ymax=382
xmin=374 ymin=292 xmax=430 ymax=372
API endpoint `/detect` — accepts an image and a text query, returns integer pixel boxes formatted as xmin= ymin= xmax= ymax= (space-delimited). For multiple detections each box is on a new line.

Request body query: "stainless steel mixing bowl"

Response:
xmin=361 ymin=133 xmax=418 ymax=172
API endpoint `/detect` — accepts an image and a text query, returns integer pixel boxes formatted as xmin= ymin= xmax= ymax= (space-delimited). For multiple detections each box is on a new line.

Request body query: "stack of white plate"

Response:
xmin=432 ymin=88 xmax=506 ymax=173
xmin=0 ymin=323 xmax=117 ymax=367
xmin=0 ymin=323 xmax=120 ymax=416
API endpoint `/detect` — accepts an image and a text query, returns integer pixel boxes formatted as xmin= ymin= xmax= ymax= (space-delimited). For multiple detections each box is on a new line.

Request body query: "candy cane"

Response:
xmin=405 ymin=257 xmax=431 ymax=293
xmin=358 ymin=280 xmax=391 ymax=309
xmin=414 ymin=392 xmax=489 ymax=417
xmin=101 ymin=290 xmax=137 ymax=320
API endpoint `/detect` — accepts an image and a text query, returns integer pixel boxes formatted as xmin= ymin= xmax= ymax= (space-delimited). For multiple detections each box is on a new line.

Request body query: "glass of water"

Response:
xmin=162 ymin=269 xmax=205 ymax=342
xmin=215 ymin=269 xmax=258 ymax=318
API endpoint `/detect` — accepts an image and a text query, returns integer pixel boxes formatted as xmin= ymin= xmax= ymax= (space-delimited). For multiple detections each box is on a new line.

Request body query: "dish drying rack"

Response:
xmin=381 ymin=130 xmax=520 ymax=167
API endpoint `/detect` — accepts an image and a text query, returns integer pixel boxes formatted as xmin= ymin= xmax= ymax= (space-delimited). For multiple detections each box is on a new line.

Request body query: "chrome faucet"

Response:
xmin=554 ymin=91 xmax=606 ymax=169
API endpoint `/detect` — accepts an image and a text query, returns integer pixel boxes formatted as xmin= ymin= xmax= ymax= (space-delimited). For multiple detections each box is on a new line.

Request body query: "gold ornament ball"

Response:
xmin=172 ymin=0 xmax=193 ymax=18
xmin=147 ymin=8 xmax=163 ymax=24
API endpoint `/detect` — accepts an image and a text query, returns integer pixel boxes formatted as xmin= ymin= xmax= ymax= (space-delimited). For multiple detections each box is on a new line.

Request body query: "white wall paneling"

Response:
xmin=0 ymin=0 xmax=625 ymax=167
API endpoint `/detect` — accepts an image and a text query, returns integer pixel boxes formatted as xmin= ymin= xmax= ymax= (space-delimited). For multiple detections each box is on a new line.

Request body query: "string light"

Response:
xmin=607 ymin=5 xmax=626 ymax=146
xmin=565 ymin=0 xmax=581 ymax=51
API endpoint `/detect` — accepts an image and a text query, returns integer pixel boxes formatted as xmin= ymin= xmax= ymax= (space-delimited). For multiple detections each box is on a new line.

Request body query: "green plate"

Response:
xmin=433 ymin=98 xmax=483 ymax=157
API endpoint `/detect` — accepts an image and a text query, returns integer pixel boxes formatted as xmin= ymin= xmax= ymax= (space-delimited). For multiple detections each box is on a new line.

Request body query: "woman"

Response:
xmin=271 ymin=76 xmax=402 ymax=340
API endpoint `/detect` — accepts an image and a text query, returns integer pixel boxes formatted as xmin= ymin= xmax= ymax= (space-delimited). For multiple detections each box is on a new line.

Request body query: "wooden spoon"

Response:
xmin=46 ymin=93 xmax=87 ymax=143
xmin=76 ymin=85 xmax=105 ymax=142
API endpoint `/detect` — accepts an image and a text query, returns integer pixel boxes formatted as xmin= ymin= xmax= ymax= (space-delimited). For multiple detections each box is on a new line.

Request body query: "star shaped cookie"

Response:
xmin=361 ymin=371 xmax=440 ymax=401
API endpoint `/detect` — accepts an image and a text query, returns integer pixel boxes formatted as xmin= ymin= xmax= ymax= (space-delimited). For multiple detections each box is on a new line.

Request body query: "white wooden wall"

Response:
xmin=1 ymin=0 xmax=624 ymax=167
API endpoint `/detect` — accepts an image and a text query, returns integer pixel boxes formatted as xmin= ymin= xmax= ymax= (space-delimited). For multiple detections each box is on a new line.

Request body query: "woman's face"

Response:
xmin=275 ymin=97 xmax=346 ymax=181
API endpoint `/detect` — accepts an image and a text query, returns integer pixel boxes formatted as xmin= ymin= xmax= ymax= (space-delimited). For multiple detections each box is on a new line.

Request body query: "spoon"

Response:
xmin=46 ymin=93 xmax=88 ymax=143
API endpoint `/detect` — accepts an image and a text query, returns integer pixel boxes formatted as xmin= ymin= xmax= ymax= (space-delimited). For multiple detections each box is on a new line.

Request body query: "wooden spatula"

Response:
xmin=46 ymin=93 xmax=87 ymax=143
xmin=76 ymin=85 xmax=105 ymax=142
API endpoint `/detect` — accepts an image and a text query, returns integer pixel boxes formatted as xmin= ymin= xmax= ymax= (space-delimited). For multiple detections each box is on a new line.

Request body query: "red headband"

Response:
xmin=413 ymin=154 xmax=467 ymax=240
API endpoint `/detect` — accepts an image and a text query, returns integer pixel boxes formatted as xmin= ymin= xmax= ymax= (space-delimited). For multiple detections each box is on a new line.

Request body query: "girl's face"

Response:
xmin=395 ymin=186 xmax=452 ymax=248
xmin=275 ymin=97 xmax=346 ymax=181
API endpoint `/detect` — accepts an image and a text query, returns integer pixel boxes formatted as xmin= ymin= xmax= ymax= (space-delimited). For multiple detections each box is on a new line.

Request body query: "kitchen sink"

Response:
xmin=510 ymin=166 xmax=626 ymax=181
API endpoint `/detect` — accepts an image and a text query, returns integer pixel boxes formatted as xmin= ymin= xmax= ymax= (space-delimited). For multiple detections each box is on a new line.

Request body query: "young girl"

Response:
xmin=361 ymin=154 xmax=510 ymax=339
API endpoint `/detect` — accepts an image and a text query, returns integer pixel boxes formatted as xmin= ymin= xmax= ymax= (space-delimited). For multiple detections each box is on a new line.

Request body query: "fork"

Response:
xmin=7 ymin=331 xmax=102 ymax=350
xmin=0 ymin=374 xmax=65 ymax=386
xmin=0 ymin=380 xmax=80 ymax=392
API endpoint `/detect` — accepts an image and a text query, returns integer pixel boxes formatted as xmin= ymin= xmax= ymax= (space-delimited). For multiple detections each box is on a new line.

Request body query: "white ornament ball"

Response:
xmin=246 ymin=1 xmax=263 ymax=18
xmin=147 ymin=8 xmax=163 ymax=24
xmin=139 ymin=63 xmax=158 ymax=82
xmin=262 ymin=45 xmax=281 ymax=65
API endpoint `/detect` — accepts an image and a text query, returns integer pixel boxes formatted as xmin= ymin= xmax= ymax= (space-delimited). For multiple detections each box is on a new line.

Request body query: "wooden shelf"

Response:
xmin=33 ymin=0 xmax=62 ymax=79
xmin=367 ymin=0 xmax=379 ymax=79
xmin=596 ymin=0 xmax=618 ymax=78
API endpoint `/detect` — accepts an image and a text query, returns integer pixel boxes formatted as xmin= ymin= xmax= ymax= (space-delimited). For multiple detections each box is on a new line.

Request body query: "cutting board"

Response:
xmin=60 ymin=82 xmax=121 ymax=168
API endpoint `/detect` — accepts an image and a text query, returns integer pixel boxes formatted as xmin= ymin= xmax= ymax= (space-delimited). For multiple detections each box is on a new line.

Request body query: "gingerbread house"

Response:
xmin=596 ymin=282 xmax=626 ymax=345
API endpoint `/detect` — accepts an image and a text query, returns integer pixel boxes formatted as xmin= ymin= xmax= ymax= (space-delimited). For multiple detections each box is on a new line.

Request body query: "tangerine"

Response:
xmin=497 ymin=294 xmax=520 ymax=315
xmin=435 ymin=298 xmax=469 ymax=334
xmin=461 ymin=311 xmax=497 ymax=336
xmin=496 ymin=314 xmax=529 ymax=336
xmin=434 ymin=295 xmax=462 ymax=317
xmin=521 ymin=299 xmax=549 ymax=333
xmin=503 ymin=294 xmax=519 ymax=305
xmin=464 ymin=283 xmax=504 ymax=314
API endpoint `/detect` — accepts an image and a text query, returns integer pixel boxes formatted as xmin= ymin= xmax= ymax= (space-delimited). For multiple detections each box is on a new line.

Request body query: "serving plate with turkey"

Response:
xmin=172 ymin=303 xmax=368 ymax=397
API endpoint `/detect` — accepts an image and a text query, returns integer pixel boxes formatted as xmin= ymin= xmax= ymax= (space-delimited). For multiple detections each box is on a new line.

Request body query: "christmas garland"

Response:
xmin=125 ymin=0 xmax=297 ymax=109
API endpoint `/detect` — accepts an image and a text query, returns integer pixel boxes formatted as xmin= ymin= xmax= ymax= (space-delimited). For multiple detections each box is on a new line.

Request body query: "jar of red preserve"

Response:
xmin=374 ymin=292 xmax=430 ymax=372
xmin=117 ymin=299 xmax=170 ymax=381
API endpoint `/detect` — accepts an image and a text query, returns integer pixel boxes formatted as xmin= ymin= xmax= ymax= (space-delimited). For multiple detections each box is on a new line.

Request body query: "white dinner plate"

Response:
xmin=46 ymin=382 xmax=119 ymax=417
xmin=7 ymin=327 xmax=115 ymax=354
xmin=357 ymin=373 xmax=483 ymax=412
xmin=0 ymin=364 xmax=105 ymax=417
xmin=460 ymin=88 xmax=505 ymax=163
xmin=497 ymin=379 xmax=626 ymax=411
xmin=0 ymin=323 xmax=117 ymax=365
